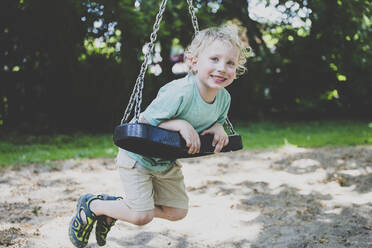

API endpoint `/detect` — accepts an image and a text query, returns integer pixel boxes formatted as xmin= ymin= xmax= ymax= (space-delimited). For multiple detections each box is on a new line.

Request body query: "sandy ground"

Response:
xmin=0 ymin=145 xmax=371 ymax=248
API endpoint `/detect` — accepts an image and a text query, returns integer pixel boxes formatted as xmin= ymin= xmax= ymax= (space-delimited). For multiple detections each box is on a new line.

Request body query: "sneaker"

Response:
xmin=95 ymin=194 xmax=123 ymax=246
xmin=68 ymin=193 xmax=99 ymax=248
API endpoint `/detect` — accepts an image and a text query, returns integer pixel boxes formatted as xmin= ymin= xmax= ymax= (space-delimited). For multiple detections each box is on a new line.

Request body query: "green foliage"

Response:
xmin=264 ymin=0 xmax=372 ymax=118
xmin=1 ymin=0 xmax=371 ymax=134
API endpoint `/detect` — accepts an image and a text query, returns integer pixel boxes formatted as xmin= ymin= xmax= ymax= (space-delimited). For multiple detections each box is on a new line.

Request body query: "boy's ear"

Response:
xmin=190 ymin=56 xmax=198 ymax=73
xmin=190 ymin=56 xmax=198 ymax=65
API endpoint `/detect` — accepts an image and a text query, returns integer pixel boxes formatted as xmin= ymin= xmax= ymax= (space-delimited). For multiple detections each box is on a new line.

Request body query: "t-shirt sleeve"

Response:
xmin=142 ymin=84 xmax=184 ymax=126
xmin=216 ymin=91 xmax=231 ymax=125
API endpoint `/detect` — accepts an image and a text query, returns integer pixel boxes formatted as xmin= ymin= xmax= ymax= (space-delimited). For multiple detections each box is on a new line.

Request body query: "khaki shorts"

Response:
xmin=116 ymin=150 xmax=189 ymax=211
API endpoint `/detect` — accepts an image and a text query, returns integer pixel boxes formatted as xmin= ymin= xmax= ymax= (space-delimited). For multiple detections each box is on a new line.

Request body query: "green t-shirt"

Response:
xmin=124 ymin=73 xmax=231 ymax=172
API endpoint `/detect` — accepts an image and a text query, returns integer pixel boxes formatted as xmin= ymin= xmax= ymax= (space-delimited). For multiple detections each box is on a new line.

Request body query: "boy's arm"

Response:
xmin=201 ymin=123 xmax=229 ymax=153
xmin=140 ymin=113 xmax=226 ymax=154
xmin=159 ymin=119 xmax=200 ymax=154
xmin=140 ymin=113 xmax=200 ymax=154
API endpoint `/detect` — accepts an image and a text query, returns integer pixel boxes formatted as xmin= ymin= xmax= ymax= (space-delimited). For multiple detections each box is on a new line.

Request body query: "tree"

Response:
xmin=1 ymin=0 xmax=86 ymax=132
xmin=1 ymin=0 xmax=371 ymax=134
xmin=250 ymin=0 xmax=372 ymax=119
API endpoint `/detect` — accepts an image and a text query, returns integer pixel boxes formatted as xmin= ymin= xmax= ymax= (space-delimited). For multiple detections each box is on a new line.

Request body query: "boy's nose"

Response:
xmin=216 ymin=62 xmax=226 ymax=72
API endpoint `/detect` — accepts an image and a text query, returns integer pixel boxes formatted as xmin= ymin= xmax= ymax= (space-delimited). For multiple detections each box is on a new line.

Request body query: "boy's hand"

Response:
xmin=201 ymin=123 xmax=229 ymax=153
xmin=177 ymin=120 xmax=201 ymax=154
xmin=159 ymin=119 xmax=200 ymax=154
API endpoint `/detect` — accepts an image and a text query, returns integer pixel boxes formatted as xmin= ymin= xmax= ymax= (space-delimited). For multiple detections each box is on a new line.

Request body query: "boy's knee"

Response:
xmin=132 ymin=211 xmax=154 ymax=226
xmin=167 ymin=208 xmax=188 ymax=221
xmin=172 ymin=209 xmax=188 ymax=221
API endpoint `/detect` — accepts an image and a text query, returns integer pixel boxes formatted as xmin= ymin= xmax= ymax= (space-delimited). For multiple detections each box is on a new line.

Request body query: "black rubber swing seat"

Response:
xmin=114 ymin=123 xmax=243 ymax=160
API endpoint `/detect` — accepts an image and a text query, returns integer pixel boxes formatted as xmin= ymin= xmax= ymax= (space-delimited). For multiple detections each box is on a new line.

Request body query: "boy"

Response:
xmin=69 ymin=24 xmax=250 ymax=247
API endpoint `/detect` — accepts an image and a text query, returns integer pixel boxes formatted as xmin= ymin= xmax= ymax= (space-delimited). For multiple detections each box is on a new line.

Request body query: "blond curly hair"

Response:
xmin=184 ymin=24 xmax=251 ymax=77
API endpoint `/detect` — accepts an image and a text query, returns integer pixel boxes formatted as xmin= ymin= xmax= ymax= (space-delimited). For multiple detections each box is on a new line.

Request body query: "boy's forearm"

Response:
xmin=139 ymin=113 xmax=190 ymax=132
xmin=158 ymin=119 xmax=187 ymax=132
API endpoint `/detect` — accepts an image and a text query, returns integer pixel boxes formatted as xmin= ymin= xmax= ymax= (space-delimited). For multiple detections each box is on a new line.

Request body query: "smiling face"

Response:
xmin=191 ymin=40 xmax=239 ymax=100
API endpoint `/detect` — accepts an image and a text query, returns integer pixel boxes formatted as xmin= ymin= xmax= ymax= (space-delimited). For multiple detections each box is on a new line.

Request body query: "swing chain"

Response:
xmin=121 ymin=0 xmax=168 ymax=124
xmin=135 ymin=0 xmax=169 ymax=122
xmin=186 ymin=0 xmax=199 ymax=33
xmin=224 ymin=118 xmax=236 ymax=135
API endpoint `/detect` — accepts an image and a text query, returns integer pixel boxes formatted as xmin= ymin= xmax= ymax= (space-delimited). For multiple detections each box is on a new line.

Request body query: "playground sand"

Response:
xmin=0 ymin=145 xmax=371 ymax=248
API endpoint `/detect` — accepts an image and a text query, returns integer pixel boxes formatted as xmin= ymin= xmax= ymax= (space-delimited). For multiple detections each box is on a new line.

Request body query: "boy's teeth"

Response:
xmin=212 ymin=75 xmax=223 ymax=79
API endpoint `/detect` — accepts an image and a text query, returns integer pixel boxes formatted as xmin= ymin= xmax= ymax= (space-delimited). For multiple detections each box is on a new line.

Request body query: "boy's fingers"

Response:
xmin=190 ymin=137 xmax=196 ymax=153
xmin=197 ymin=135 xmax=201 ymax=153
xmin=189 ymin=138 xmax=194 ymax=154
xmin=196 ymin=138 xmax=200 ymax=153
xmin=212 ymin=135 xmax=220 ymax=147
xmin=191 ymin=141 xmax=197 ymax=154
xmin=189 ymin=136 xmax=198 ymax=154
xmin=186 ymin=137 xmax=191 ymax=147
xmin=213 ymin=139 xmax=221 ymax=152
xmin=214 ymin=142 xmax=223 ymax=153
xmin=188 ymin=141 xmax=195 ymax=154
xmin=224 ymin=137 xmax=229 ymax=146
xmin=185 ymin=137 xmax=194 ymax=154
xmin=201 ymin=130 xmax=210 ymax=135
xmin=214 ymin=138 xmax=228 ymax=153
xmin=194 ymin=132 xmax=200 ymax=153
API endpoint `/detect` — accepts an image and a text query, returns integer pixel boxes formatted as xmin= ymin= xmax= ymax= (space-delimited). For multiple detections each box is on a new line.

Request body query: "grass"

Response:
xmin=236 ymin=120 xmax=371 ymax=149
xmin=0 ymin=120 xmax=371 ymax=167
xmin=0 ymin=134 xmax=116 ymax=167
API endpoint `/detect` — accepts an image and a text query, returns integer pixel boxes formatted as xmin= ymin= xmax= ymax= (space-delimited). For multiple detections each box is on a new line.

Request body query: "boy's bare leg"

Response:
xmin=87 ymin=200 xmax=187 ymax=225
xmin=89 ymin=199 xmax=154 ymax=225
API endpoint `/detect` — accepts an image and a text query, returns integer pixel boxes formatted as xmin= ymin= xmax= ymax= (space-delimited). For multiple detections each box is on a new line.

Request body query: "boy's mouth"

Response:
xmin=210 ymin=75 xmax=227 ymax=83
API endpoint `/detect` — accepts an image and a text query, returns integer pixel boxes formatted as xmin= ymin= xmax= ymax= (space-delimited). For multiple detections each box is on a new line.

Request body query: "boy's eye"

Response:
xmin=227 ymin=61 xmax=235 ymax=66
xmin=210 ymin=57 xmax=218 ymax=62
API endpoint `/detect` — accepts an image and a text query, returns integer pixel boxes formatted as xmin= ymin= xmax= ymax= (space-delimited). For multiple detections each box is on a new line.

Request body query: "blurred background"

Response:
xmin=1 ymin=0 xmax=371 ymax=134
xmin=1 ymin=3 xmax=371 ymax=246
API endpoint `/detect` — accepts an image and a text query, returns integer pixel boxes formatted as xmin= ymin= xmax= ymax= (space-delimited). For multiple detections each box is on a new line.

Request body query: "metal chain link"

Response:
xmin=186 ymin=0 xmax=199 ymax=33
xmin=121 ymin=0 xmax=168 ymax=124
xmin=224 ymin=117 xmax=236 ymax=135
xmin=134 ymin=0 xmax=168 ymax=122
